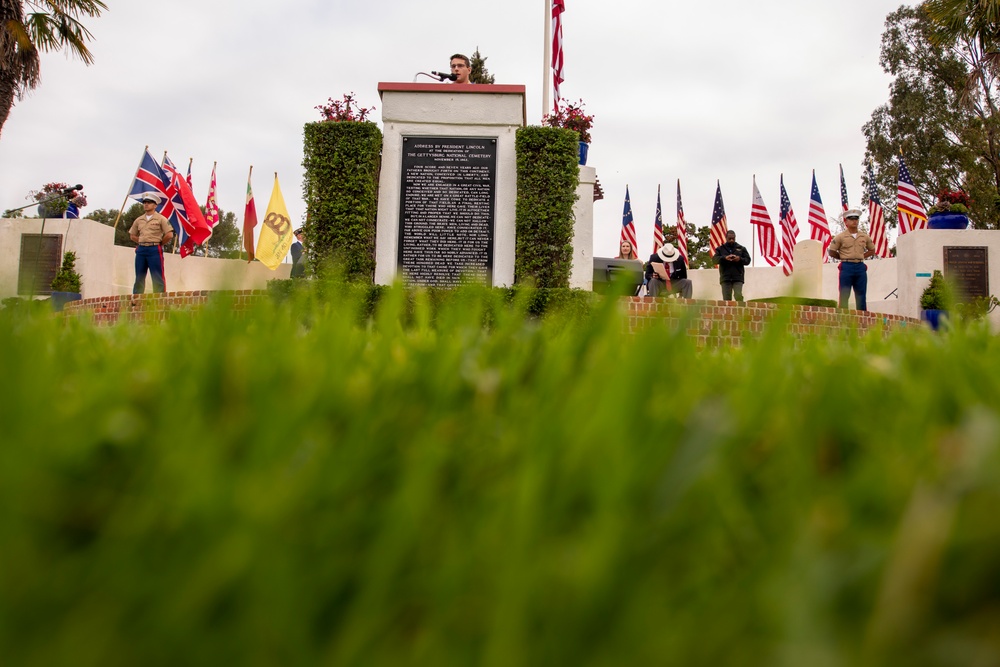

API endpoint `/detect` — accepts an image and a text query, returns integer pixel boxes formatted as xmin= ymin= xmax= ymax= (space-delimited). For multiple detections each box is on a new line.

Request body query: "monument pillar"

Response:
xmin=374 ymin=83 xmax=526 ymax=287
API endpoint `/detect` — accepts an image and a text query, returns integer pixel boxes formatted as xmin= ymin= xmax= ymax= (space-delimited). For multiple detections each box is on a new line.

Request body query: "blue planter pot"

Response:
xmin=579 ymin=141 xmax=590 ymax=166
xmin=50 ymin=291 xmax=82 ymax=312
xmin=927 ymin=212 xmax=969 ymax=229
xmin=920 ymin=308 xmax=949 ymax=330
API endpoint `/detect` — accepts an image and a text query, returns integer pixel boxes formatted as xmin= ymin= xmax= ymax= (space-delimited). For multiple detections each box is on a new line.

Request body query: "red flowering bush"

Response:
xmin=542 ymin=99 xmax=594 ymax=143
xmin=316 ymin=93 xmax=375 ymax=122
xmin=934 ymin=189 xmax=971 ymax=214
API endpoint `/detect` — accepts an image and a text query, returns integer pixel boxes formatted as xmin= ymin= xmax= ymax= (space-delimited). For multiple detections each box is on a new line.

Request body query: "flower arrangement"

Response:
xmin=542 ymin=99 xmax=594 ymax=143
xmin=316 ymin=93 xmax=375 ymax=122
xmin=932 ymin=188 xmax=971 ymax=215
xmin=30 ymin=182 xmax=70 ymax=218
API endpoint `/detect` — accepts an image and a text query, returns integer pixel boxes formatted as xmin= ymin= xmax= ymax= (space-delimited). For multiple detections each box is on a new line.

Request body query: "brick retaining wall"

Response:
xmin=62 ymin=291 xmax=923 ymax=341
xmin=626 ymin=297 xmax=920 ymax=345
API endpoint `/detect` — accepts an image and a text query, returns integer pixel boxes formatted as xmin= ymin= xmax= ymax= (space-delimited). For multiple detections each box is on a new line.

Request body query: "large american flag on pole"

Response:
xmin=652 ymin=185 xmax=664 ymax=256
xmin=867 ymin=163 xmax=890 ymax=258
xmin=676 ymin=179 xmax=689 ymax=267
xmin=551 ymin=0 xmax=565 ymax=110
xmin=839 ymin=163 xmax=849 ymax=211
xmin=808 ymin=170 xmax=832 ymax=261
xmin=779 ymin=175 xmax=798 ymax=276
xmin=709 ymin=181 xmax=728 ymax=256
xmin=897 ymin=153 xmax=928 ymax=234
xmin=621 ymin=186 xmax=637 ymax=256
xmin=750 ymin=176 xmax=780 ymax=267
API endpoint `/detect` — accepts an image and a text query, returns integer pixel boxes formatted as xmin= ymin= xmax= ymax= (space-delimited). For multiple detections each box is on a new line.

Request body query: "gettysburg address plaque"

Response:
xmin=398 ymin=136 xmax=497 ymax=286
xmin=943 ymin=246 xmax=989 ymax=300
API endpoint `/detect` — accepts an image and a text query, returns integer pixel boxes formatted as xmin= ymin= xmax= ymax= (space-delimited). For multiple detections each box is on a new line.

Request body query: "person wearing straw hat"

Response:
xmin=645 ymin=242 xmax=693 ymax=298
xmin=128 ymin=192 xmax=173 ymax=294
xmin=828 ymin=207 xmax=875 ymax=310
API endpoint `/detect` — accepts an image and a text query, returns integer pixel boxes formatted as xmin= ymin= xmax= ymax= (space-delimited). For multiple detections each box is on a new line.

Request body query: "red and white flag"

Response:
xmin=163 ymin=155 xmax=211 ymax=258
xmin=551 ymin=0 xmax=565 ymax=109
xmin=808 ymin=170 xmax=832 ymax=261
xmin=204 ymin=162 xmax=220 ymax=239
xmin=750 ymin=176 xmax=781 ymax=267
xmin=676 ymin=180 xmax=689 ymax=267
xmin=779 ymin=175 xmax=798 ymax=276
xmin=897 ymin=153 xmax=928 ymax=234
xmin=243 ymin=168 xmax=258 ymax=262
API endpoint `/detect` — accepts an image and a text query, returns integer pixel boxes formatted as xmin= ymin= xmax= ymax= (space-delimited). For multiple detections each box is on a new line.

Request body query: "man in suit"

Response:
xmin=645 ymin=242 xmax=693 ymax=298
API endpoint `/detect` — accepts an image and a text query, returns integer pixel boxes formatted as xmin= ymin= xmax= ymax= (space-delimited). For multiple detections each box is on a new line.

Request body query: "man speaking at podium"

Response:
xmin=450 ymin=54 xmax=471 ymax=84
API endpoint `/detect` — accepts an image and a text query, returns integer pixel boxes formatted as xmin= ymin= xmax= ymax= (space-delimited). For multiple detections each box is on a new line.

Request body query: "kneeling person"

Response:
xmin=646 ymin=243 xmax=693 ymax=298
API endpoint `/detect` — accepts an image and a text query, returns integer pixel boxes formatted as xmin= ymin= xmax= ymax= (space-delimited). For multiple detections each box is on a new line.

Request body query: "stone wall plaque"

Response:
xmin=943 ymin=246 xmax=989 ymax=300
xmin=397 ymin=136 xmax=497 ymax=287
xmin=18 ymin=234 xmax=62 ymax=295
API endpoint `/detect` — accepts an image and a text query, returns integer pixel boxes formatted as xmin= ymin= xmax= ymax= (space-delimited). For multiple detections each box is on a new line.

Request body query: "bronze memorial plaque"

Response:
xmin=943 ymin=246 xmax=989 ymax=300
xmin=398 ymin=136 xmax=497 ymax=287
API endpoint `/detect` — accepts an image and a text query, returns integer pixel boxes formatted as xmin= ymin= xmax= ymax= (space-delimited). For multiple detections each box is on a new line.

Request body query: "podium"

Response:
xmin=374 ymin=83 xmax=526 ymax=287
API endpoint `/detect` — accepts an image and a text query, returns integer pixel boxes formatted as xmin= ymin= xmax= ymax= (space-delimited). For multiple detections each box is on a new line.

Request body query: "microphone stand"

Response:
xmin=413 ymin=72 xmax=452 ymax=83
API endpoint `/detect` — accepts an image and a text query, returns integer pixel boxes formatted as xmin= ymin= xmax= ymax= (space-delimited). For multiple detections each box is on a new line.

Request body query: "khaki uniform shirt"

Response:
xmin=129 ymin=212 xmax=173 ymax=244
xmin=829 ymin=229 xmax=875 ymax=261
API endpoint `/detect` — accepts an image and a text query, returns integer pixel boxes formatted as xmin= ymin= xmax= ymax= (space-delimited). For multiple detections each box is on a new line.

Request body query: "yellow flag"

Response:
xmin=254 ymin=174 xmax=295 ymax=270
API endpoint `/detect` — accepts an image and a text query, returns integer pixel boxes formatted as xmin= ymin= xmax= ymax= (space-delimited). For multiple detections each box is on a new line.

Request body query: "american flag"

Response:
xmin=867 ymin=163 xmax=890 ymax=258
xmin=244 ymin=168 xmax=258 ymax=263
xmin=897 ymin=153 xmax=927 ymax=234
xmin=621 ymin=185 xmax=637 ymax=257
xmin=750 ymin=176 xmax=780 ymax=267
xmin=204 ymin=162 xmax=220 ymax=240
xmin=839 ymin=163 xmax=849 ymax=211
xmin=676 ymin=179 xmax=688 ymax=267
xmin=708 ymin=181 xmax=728 ymax=256
xmin=652 ymin=185 xmax=664 ymax=255
xmin=808 ymin=170 xmax=832 ymax=261
xmin=551 ymin=0 xmax=565 ymax=109
xmin=779 ymin=175 xmax=798 ymax=276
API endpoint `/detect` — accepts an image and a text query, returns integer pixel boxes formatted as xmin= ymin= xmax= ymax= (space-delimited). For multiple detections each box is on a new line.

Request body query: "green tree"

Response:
xmin=664 ymin=223 xmax=715 ymax=269
xmin=0 ymin=0 xmax=107 ymax=137
xmin=863 ymin=4 xmax=1000 ymax=229
xmin=202 ymin=210 xmax=242 ymax=259
xmin=469 ymin=47 xmax=495 ymax=84
xmin=88 ymin=205 xmax=139 ymax=247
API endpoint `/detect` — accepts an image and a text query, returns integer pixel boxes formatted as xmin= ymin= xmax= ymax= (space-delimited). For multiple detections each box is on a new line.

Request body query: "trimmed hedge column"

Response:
xmin=515 ymin=126 xmax=579 ymax=288
xmin=302 ymin=121 xmax=382 ymax=282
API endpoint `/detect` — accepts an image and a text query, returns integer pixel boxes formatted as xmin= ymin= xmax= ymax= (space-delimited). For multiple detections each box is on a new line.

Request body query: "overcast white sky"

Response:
xmin=0 ymin=0 xmax=910 ymax=263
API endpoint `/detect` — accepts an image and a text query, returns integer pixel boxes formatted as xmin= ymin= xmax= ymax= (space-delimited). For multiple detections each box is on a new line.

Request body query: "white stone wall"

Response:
xmin=1 ymin=217 xmax=289 ymax=300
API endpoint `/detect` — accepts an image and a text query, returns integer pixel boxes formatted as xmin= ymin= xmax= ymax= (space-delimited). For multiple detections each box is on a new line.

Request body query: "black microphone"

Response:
xmin=61 ymin=184 xmax=83 ymax=196
xmin=431 ymin=70 xmax=457 ymax=82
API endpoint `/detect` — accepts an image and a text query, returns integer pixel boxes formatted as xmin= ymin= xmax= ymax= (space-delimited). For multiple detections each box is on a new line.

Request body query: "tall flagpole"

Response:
xmin=751 ymin=175 xmax=757 ymax=268
xmin=113 ymin=145 xmax=149 ymax=231
xmin=542 ymin=0 xmax=551 ymax=121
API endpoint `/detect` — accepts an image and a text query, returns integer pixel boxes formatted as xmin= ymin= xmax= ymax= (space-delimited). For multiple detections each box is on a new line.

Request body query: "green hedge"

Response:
xmin=302 ymin=121 xmax=382 ymax=281
xmin=515 ymin=126 xmax=579 ymax=288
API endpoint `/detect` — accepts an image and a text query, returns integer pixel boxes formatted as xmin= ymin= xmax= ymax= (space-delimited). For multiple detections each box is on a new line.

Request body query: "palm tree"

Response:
xmin=0 ymin=0 xmax=106 ymax=137
xmin=925 ymin=0 xmax=1000 ymax=45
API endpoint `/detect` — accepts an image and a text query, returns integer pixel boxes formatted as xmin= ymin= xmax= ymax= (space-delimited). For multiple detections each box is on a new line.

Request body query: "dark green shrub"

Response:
xmin=514 ymin=126 xmax=578 ymax=288
xmin=920 ymin=270 xmax=954 ymax=310
xmin=302 ymin=121 xmax=382 ymax=282
xmin=50 ymin=251 xmax=82 ymax=293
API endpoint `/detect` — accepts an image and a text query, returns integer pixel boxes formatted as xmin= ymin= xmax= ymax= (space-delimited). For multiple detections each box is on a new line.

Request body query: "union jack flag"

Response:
xmin=867 ymin=163 xmax=890 ymax=257
xmin=128 ymin=148 xmax=179 ymax=237
xmin=750 ymin=176 xmax=780 ymax=267
xmin=163 ymin=154 xmax=212 ymax=257
xmin=551 ymin=0 xmax=565 ymax=109
xmin=779 ymin=175 xmax=798 ymax=276
xmin=621 ymin=185 xmax=637 ymax=257
xmin=676 ymin=180 xmax=688 ymax=267
xmin=839 ymin=163 xmax=849 ymax=211
xmin=652 ymin=186 xmax=664 ymax=256
xmin=708 ymin=181 xmax=728 ymax=256
xmin=808 ymin=170 xmax=832 ymax=261
xmin=897 ymin=153 xmax=927 ymax=234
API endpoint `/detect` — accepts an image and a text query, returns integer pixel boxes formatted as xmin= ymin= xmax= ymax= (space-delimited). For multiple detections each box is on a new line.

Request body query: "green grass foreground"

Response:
xmin=2 ymin=284 xmax=1000 ymax=666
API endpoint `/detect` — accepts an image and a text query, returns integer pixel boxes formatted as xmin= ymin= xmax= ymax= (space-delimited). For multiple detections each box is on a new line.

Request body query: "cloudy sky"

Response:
xmin=0 ymin=0 xmax=909 ymax=263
